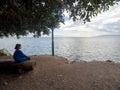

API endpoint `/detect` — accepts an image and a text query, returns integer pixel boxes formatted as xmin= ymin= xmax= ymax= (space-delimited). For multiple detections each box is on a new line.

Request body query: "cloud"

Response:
xmin=55 ymin=2 xmax=120 ymax=37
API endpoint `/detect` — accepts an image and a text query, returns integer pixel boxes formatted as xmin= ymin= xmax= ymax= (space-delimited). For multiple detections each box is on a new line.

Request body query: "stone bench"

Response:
xmin=0 ymin=60 xmax=36 ymax=74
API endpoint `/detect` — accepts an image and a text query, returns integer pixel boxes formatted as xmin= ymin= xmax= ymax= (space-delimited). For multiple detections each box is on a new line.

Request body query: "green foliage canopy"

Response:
xmin=0 ymin=0 xmax=119 ymax=37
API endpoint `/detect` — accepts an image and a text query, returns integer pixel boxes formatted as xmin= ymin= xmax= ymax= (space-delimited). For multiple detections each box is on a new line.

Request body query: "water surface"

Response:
xmin=0 ymin=37 xmax=120 ymax=62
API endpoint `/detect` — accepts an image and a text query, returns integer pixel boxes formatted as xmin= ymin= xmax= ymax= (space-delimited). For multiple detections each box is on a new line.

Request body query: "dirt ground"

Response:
xmin=0 ymin=55 xmax=120 ymax=90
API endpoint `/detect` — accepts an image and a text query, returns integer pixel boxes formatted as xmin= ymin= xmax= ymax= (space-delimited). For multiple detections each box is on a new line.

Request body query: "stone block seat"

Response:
xmin=0 ymin=60 xmax=36 ymax=74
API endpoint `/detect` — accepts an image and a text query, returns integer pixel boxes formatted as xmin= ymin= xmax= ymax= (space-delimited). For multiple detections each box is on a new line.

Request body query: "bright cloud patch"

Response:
xmin=55 ymin=2 xmax=120 ymax=37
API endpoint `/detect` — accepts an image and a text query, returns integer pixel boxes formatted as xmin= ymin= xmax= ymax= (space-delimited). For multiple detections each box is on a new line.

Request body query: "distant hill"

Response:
xmin=95 ymin=35 xmax=120 ymax=37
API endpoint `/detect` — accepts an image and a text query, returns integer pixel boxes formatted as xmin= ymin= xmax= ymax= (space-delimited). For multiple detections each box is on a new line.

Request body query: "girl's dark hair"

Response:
xmin=15 ymin=44 xmax=21 ymax=49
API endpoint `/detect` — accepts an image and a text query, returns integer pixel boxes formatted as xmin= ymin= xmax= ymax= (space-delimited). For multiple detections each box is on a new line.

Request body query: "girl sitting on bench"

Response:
xmin=13 ymin=44 xmax=30 ymax=63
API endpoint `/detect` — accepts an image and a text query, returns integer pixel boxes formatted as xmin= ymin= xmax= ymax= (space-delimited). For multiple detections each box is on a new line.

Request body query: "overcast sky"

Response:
xmin=54 ymin=2 xmax=120 ymax=37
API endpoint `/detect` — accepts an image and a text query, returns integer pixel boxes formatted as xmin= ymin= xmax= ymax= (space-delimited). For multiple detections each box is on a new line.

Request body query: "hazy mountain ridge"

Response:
xmin=95 ymin=35 xmax=120 ymax=37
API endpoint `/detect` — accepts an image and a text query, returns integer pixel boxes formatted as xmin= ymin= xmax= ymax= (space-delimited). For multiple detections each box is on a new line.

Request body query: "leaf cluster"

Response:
xmin=0 ymin=0 xmax=119 ymax=37
xmin=63 ymin=0 xmax=118 ymax=22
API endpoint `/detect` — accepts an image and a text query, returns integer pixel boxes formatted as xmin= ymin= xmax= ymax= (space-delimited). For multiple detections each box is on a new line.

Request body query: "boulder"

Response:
xmin=0 ymin=48 xmax=12 ymax=56
xmin=106 ymin=60 xmax=112 ymax=62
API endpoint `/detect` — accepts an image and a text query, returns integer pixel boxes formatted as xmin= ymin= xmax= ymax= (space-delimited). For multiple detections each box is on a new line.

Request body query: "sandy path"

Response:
xmin=0 ymin=55 xmax=120 ymax=90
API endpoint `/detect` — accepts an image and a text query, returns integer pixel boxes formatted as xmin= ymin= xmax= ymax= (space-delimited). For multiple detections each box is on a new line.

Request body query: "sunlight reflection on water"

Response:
xmin=0 ymin=37 xmax=120 ymax=62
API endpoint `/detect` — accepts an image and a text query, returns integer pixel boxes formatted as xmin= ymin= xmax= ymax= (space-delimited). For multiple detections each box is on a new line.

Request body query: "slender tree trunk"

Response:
xmin=52 ymin=28 xmax=54 ymax=56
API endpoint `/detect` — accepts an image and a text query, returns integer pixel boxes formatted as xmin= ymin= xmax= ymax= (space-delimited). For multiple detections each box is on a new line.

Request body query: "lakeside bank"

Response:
xmin=0 ymin=55 xmax=120 ymax=90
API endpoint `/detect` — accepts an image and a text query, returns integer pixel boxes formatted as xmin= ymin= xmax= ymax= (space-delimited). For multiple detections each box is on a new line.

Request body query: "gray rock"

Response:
xmin=0 ymin=48 xmax=12 ymax=56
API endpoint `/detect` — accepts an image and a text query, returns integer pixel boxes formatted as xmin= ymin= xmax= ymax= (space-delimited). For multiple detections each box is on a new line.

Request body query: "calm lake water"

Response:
xmin=0 ymin=37 xmax=120 ymax=62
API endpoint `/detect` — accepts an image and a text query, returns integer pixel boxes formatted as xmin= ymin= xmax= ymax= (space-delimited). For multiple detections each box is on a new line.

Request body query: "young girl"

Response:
xmin=13 ymin=44 xmax=30 ymax=63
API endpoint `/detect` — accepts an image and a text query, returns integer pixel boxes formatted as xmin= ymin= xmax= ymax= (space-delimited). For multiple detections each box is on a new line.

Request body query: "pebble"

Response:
xmin=4 ymin=82 xmax=8 ymax=86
